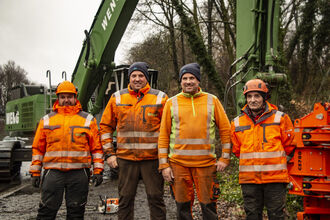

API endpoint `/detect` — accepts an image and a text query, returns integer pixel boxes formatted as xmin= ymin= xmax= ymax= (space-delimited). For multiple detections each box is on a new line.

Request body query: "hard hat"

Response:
xmin=56 ymin=81 xmax=77 ymax=95
xmin=243 ymin=79 xmax=269 ymax=95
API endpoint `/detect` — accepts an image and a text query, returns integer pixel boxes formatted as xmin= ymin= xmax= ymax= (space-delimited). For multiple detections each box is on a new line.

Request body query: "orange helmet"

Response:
xmin=243 ymin=79 xmax=269 ymax=95
xmin=56 ymin=81 xmax=77 ymax=95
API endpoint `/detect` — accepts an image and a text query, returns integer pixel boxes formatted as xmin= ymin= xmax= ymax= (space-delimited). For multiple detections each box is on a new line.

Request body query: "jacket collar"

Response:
xmin=53 ymin=99 xmax=82 ymax=115
xmin=242 ymin=101 xmax=277 ymax=124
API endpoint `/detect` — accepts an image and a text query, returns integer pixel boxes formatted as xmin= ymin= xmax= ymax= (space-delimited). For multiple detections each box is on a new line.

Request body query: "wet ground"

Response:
xmin=0 ymin=163 xmax=244 ymax=220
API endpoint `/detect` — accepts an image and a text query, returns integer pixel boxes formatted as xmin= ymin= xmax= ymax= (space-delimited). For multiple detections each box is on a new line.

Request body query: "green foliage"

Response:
xmin=217 ymin=155 xmax=304 ymax=218
xmin=286 ymin=194 xmax=303 ymax=219
xmin=218 ymin=156 xmax=243 ymax=205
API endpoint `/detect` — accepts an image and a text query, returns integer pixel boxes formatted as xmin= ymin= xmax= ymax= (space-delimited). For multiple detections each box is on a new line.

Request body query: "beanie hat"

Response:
xmin=179 ymin=63 xmax=201 ymax=82
xmin=128 ymin=62 xmax=149 ymax=82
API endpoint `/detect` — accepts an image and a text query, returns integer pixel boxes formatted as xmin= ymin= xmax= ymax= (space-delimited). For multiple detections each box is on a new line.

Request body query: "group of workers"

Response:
xmin=29 ymin=61 xmax=295 ymax=220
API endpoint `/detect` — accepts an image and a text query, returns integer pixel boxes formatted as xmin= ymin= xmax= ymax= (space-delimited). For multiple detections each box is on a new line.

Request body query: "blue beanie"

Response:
xmin=179 ymin=63 xmax=201 ymax=82
xmin=128 ymin=62 xmax=149 ymax=81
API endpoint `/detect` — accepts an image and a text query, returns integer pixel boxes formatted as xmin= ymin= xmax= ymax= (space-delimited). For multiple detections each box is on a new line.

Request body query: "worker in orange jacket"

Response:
xmin=158 ymin=63 xmax=231 ymax=220
xmin=100 ymin=62 xmax=168 ymax=220
xmin=30 ymin=81 xmax=104 ymax=219
xmin=231 ymin=79 xmax=295 ymax=220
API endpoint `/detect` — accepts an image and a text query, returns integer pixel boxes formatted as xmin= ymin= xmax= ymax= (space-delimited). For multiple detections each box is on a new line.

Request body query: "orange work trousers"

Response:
xmin=170 ymin=161 xmax=220 ymax=220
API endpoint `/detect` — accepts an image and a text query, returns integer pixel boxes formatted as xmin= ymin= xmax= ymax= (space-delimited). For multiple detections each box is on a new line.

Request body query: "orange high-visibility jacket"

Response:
xmin=29 ymin=100 xmax=104 ymax=177
xmin=231 ymin=101 xmax=295 ymax=184
xmin=158 ymin=89 xmax=231 ymax=170
xmin=100 ymin=83 xmax=168 ymax=161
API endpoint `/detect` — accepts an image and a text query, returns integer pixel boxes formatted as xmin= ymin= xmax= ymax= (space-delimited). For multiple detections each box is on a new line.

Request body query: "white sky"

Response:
xmin=0 ymin=0 xmax=144 ymax=86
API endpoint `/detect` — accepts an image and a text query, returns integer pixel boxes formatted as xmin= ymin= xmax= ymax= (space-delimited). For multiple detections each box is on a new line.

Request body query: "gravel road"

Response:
xmin=0 ymin=164 xmax=244 ymax=220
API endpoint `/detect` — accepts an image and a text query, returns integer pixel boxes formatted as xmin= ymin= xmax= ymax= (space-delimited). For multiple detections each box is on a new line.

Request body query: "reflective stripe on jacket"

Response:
xmin=29 ymin=100 xmax=104 ymax=176
xmin=231 ymin=101 xmax=295 ymax=184
xmin=100 ymin=83 xmax=168 ymax=161
xmin=158 ymin=89 xmax=231 ymax=169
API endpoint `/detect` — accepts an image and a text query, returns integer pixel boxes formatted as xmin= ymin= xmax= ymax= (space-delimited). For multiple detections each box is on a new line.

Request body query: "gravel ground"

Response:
xmin=0 ymin=167 xmax=245 ymax=220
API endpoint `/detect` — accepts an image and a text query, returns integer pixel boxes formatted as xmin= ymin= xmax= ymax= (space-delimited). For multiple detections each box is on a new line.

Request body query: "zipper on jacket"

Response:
xmin=191 ymin=96 xmax=196 ymax=117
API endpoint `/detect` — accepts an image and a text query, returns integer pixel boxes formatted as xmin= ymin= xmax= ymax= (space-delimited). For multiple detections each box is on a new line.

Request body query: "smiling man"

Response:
xmin=100 ymin=62 xmax=168 ymax=220
xmin=158 ymin=63 xmax=231 ymax=220
xmin=231 ymin=79 xmax=296 ymax=220
xmin=30 ymin=81 xmax=104 ymax=219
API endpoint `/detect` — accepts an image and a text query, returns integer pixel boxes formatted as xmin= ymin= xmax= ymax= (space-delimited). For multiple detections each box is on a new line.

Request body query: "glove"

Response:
xmin=92 ymin=174 xmax=103 ymax=187
xmin=31 ymin=176 xmax=40 ymax=188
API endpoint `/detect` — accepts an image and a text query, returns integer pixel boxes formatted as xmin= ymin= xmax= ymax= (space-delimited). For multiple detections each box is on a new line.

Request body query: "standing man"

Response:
xmin=158 ymin=63 xmax=232 ymax=220
xmin=231 ymin=79 xmax=295 ymax=220
xmin=100 ymin=62 xmax=168 ymax=220
xmin=30 ymin=81 xmax=104 ymax=219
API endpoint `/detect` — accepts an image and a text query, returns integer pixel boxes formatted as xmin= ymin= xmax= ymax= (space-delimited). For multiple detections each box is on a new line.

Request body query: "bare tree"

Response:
xmin=0 ymin=61 xmax=30 ymax=114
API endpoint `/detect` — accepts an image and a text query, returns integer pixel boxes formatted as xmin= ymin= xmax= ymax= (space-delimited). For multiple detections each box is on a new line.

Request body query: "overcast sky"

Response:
xmin=0 ymin=0 xmax=143 ymax=86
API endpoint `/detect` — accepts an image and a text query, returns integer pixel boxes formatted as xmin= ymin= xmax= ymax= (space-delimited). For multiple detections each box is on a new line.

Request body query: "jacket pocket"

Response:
xmin=142 ymin=104 xmax=162 ymax=124
xmin=44 ymin=125 xmax=62 ymax=144
xmin=71 ymin=126 xmax=90 ymax=144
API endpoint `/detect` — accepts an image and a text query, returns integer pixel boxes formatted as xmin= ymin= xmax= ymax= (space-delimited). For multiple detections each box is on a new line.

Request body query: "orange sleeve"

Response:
xmin=100 ymin=95 xmax=117 ymax=156
xmin=159 ymin=94 xmax=168 ymax=119
xmin=89 ymin=117 xmax=104 ymax=174
xmin=158 ymin=99 xmax=172 ymax=170
xmin=30 ymin=119 xmax=46 ymax=176
xmin=281 ymin=114 xmax=295 ymax=156
xmin=231 ymin=120 xmax=241 ymax=158
xmin=213 ymin=97 xmax=231 ymax=164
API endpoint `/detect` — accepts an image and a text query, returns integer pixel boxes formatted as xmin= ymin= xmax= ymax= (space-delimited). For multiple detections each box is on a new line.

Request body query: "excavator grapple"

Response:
xmin=288 ymin=102 xmax=330 ymax=220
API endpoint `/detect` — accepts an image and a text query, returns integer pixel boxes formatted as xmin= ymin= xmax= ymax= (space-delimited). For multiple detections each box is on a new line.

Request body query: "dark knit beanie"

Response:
xmin=179 ymin=63 xmax=201 ymax=82
xmin=128 ymin=62 xmax=150 ymax=81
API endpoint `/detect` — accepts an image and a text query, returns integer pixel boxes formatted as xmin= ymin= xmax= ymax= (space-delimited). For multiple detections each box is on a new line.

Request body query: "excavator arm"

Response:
xmin=71 ymin=0 xmax=139 ymax=113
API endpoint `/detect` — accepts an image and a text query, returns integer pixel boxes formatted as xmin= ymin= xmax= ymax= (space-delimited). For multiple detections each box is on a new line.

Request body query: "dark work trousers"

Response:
xmin=37 ymin=169 xmax=89 ymax=220
xmin=241 ymin=183 xmax=287 ymax=220
xmin=117 ymin=158 xmax=166 ymax=220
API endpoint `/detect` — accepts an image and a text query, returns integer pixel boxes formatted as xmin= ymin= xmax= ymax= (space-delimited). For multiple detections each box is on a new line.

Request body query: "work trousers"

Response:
xmin=241 ymin=183 xmax=287 ymax=220
xmin=37 ymin=169 xmax=89 ymax=220
xmin=117 ymin=158 xmax=166 ymax=220
xmin=170 ymin=162 xmax=220 ymax=220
